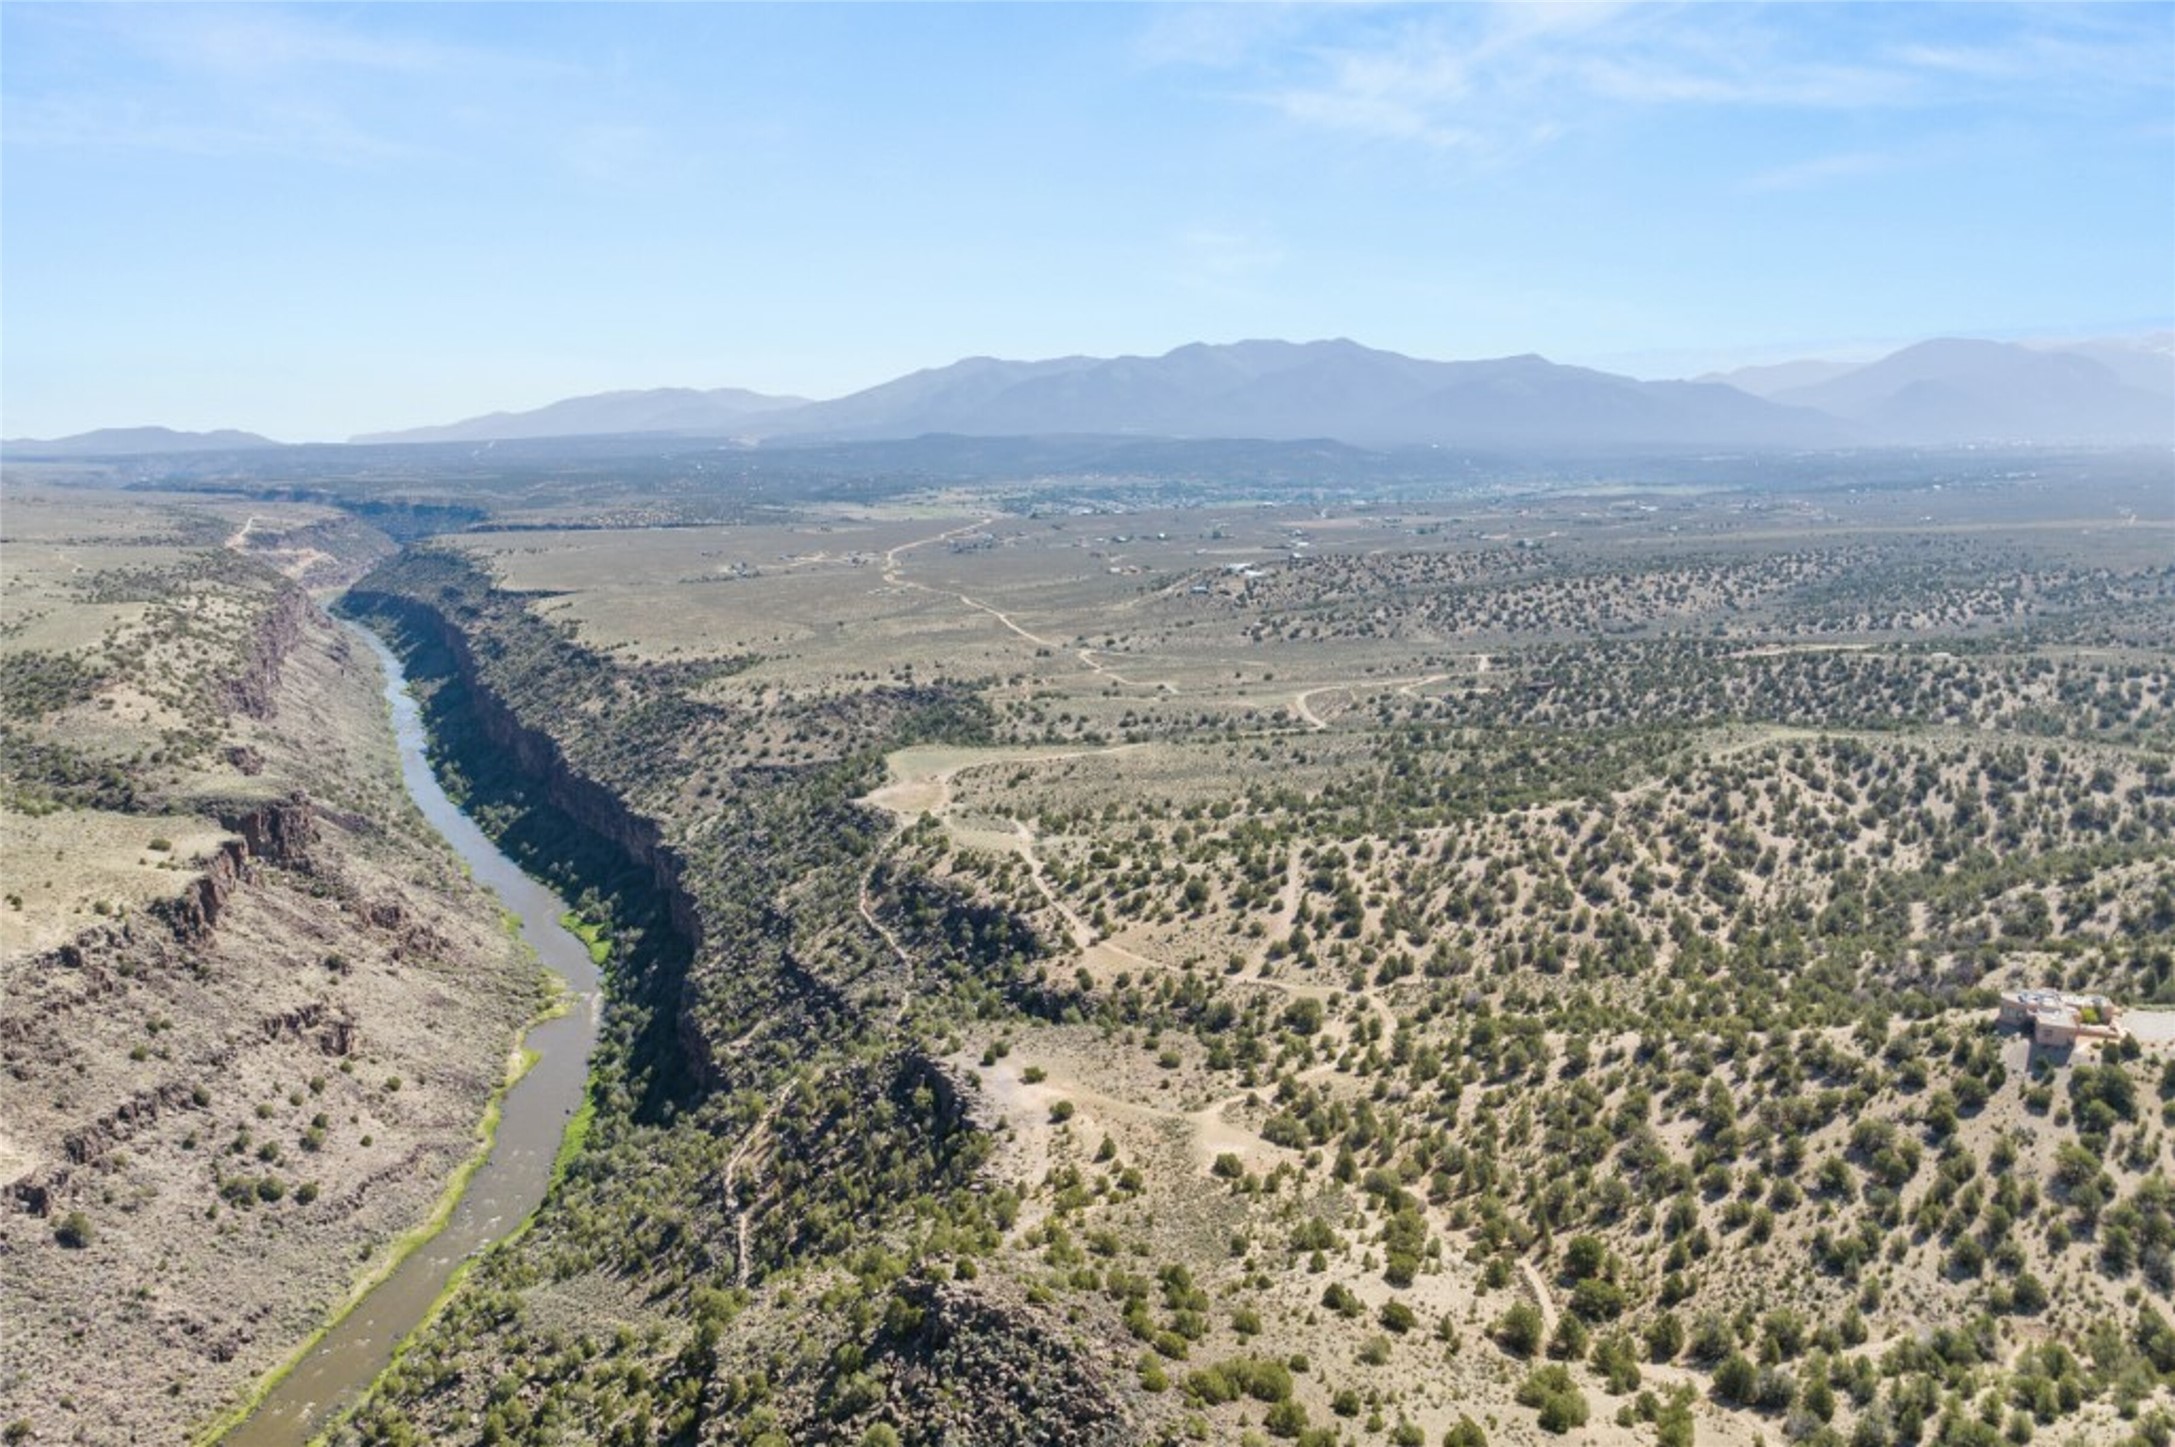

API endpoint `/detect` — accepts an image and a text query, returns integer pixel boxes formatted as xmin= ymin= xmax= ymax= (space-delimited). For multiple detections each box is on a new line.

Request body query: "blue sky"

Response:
xmin=4 ymin=2 xmax=2171 ymax=440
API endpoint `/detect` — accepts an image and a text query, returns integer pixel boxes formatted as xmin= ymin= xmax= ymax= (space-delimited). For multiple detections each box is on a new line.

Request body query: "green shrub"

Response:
xmin=1186 ymin=1357 xmax=1293 ymax=1406
xmin=1263 ymin=1399 xmax=1310 ymax=1439
xmin=1564 ymin=1235 xmax=1608 ymax=1280
xmin=1713 ymin=1351 xmax=1758 ymax=1405
xmin=1494 ymin=1302 xmax=1545 ymax=1358
xmin=1516 ymin=1365 xmax=1590 ymax=1434
xmin=1591 ymin=1333 xmax=1641 ymax=1394
xmin=1570 ymin=1277 xmax=1628 ymax=1322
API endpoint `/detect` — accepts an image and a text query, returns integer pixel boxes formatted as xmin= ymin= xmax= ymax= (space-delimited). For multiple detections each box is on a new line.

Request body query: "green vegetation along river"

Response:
xmin=219 ymin=627 xmax=602 ymax=1446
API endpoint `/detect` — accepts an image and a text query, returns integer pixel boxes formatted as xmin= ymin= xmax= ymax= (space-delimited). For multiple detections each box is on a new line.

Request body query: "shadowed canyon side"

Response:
xmin=336 ymin=583 xmax=708 ymax=1106
xmin=0 ymin=496 xmax=541 ymax=1445
xmin=328 ymin=548 xmax=1150 ymax=1445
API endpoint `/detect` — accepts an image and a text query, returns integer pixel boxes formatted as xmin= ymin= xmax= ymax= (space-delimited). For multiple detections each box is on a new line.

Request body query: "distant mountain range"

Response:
xmin=350 ymin=386 xmax=808 ymax=445
xmin=1703 ymin=336 xmax=2174 ymax=444
xmin=8 ymin=334 xmax=2169 ymax=459
xmin=0 ymin=426 xmax=281 ymax=457
xmin=2043 ymin=332 xmax=2175 ymax=397
xmin=360 ymin=335 xmax=2169 ymax=451
xmin=1765 ymin=339 xmax=2172 ymax=444
xmin=740 ymin=341 xmax=1861 ymax=449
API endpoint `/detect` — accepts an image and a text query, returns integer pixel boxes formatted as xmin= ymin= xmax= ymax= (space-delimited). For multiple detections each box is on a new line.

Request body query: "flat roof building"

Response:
xmin=1998 ymin=989 xmax=2122 ymax=1048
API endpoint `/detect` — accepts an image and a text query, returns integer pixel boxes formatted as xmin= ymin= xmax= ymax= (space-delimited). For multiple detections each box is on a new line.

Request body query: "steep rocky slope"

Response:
xmin=329 ymin=548 xmax=1157 ymax=1445
xmin=0 ymin=496 xmax=540 ymax=1444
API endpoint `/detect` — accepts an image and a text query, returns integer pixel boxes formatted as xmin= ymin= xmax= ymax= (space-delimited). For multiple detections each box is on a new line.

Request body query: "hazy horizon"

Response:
xmin=14 ymin=324 xmax=2175 ymax=448
xmin=5 ymin=2 xmax=2172 ymax=440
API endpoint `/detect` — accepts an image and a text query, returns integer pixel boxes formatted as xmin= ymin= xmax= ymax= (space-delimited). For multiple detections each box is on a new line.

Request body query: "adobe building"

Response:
xmin=1997 ymin=989 xmax=2123 ymax=1049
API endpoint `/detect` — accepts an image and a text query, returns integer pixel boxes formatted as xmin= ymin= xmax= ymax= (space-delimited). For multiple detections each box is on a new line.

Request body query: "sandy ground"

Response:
xmin=2126 ymin=1008 xmax=2175 ymax=1046
xmin=0 ymin=810 xmax=238 ymax=959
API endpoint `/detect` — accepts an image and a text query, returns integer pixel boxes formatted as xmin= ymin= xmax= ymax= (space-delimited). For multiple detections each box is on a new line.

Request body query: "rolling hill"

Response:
xmin=1 ymin=426 xmax=281 ymax=457
xmin=351 ymin=386 xmax=808 ymax=444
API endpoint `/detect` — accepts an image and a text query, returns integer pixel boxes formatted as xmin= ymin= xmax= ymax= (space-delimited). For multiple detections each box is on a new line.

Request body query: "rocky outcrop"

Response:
xmin=845 ymin=1277 xmax=1142 ymax=1447
xmin=62 ymin=1079 xmax=208 ymax=1166
xmin=10 ymin=789 xmax=337 ymax=1216
xmin=225 ymin=582 xmax=314 ymax=721
xmin=918 ymin=1056 xmax=1001 ymax=1135
xmin=157 ymin=840 xmax=249 ymax=945
xmin=223 ymin=793 xmax=316 ymax=869
xmin=147 ymin=794 xmax=316 ymax=946
xmin=58 ymin=1004 xmax=352 ymax=1169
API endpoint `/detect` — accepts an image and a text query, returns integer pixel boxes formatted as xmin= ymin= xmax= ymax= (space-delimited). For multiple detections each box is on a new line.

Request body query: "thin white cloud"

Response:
xmin=3 ymin=6 xmax=569 ymax=166
xmin=1269 ymin=39 xmax=1480 ymax=148
xmin=1178 ymin=226 xmax=1286 ymax=282
xmin=5 ymin=91 xmax=415 ymax=165
xmin=1571 ymin=52 xmax=1913 ymax=110
xmin=1135 ymin=5 xmax=1317 ymax=72
xmin=563 ymin=123 xmax=697 ymax=190
xmin=116 ymin=7 xmax=562 ymax=83
xmin=1153 ymin=225 xmax=1289 ymax=306
xmin=1743 ymin=149 xmax=1902 ymax=194
xmin=1894 ymin=19 xmax=2175 ymax=95
xmin=1891 ymin=42 xmax=2021 ymax=80
xmin=1158 ymin=1 xmax=2173 ymax=159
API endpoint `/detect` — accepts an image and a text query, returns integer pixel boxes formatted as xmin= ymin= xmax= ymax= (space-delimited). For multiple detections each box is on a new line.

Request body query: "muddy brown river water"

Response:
xmin=222 ymin=626 xmax=602 ymax=1445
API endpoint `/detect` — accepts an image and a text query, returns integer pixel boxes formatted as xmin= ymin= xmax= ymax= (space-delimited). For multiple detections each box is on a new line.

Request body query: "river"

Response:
xmin=222 ymin=626 xmax=603 ymax=1446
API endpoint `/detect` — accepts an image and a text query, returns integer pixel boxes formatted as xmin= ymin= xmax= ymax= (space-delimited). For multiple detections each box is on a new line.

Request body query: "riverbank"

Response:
xmin=209 ymin=626 xmax=604 ymax=1447
xmin=195 ymin=1003 xmax=550 ymax=1447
